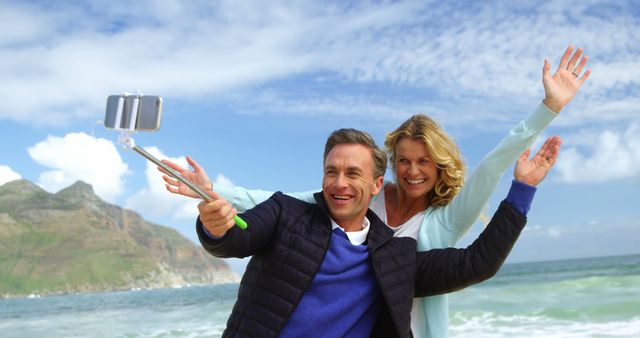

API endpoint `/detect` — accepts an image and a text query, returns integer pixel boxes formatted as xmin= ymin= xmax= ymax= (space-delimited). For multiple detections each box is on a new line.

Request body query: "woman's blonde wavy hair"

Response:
xmin=384 ymin=114 xmax=465 ymax=207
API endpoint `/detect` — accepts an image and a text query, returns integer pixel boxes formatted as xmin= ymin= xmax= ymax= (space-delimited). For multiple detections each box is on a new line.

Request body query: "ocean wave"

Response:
xmin=450 ymin=312 xmax=640 ymax=337
xmin=113 ymin=325 xmax=225 ymax=338
xmin=456 ymin=273 xmax=640 ymax=298
xmin=450 ymin=274 xmax=640 ymax=321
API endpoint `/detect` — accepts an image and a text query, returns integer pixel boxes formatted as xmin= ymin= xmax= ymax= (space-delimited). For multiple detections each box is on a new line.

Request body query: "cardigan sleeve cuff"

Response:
xmin=524 ymin=102 xmax=558 ymax=132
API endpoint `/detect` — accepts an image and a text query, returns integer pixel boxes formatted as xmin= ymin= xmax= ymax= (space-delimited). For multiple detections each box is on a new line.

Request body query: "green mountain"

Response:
xmin=0 ymin=179 xmax=239 ymax=297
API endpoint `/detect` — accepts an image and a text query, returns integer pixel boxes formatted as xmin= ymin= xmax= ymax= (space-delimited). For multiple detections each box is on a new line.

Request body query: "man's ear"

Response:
xmin=372 ymin=176 xmax=384 ymax=196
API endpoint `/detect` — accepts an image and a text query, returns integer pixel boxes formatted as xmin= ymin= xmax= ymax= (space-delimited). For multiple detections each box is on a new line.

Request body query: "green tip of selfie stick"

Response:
xmin=234 ymin=216 xmax=248 ymax=229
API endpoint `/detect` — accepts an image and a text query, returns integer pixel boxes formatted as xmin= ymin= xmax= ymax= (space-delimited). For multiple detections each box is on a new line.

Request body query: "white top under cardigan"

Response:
xmin=214 ymin=102 xmax=557 ymax=337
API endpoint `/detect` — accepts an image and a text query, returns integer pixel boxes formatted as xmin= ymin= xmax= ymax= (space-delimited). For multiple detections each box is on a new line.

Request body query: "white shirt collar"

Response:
xmin=330 ymin=217 xmax=371 ymax=245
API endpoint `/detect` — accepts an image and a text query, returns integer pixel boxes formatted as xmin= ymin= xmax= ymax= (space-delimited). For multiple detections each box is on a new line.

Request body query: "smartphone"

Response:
xmin=136 ymin=95 xmax=162 ymax=131
xmin=104 ymin=94 xmax=162 ymax=131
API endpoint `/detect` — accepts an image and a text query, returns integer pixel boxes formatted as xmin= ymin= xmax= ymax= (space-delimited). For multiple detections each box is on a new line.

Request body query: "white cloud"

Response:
xmin=173 ymin=200 xmax=200 ymax=222
xmin=27 ymin=132 xmax=129 ymax=201
xmin=0 ymin=4 xmax=52 ymax=45
xmin=229 ymin=90 xmax=436 ymax=121
xmin=556 ymin=123 xmax=640 ymax=183
xmin=125 ymin=147 xmax=195 ymax=221
xmin=508 ymin=217 xmax=640 ymax=264
xmin=520 ymin=223 xmax=562 ymax=239
xmin=0 ymin=165 xmax=22 ymax=185
xmin=1 ymin=0 xmax=639 ymax=131
xmin=547 ymin=227 xmax=562 ymax=239
xmin=214 ymin=173 xmax=234 ymax=188
xmin=0 ymin=1 xmax=332 ymax=125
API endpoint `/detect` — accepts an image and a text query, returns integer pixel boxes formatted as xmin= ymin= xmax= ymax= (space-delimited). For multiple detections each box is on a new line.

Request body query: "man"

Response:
xmin=197 ymin=128 xmax=556 ymax=337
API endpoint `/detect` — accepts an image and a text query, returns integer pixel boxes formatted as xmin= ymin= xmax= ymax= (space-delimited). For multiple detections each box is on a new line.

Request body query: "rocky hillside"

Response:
xmin=0 ymin=179 xmax=239 ymax=297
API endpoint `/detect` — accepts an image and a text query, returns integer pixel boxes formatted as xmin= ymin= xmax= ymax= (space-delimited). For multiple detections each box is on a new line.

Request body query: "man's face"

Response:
xmin=322 ymin=144 xmax=383 ymax=231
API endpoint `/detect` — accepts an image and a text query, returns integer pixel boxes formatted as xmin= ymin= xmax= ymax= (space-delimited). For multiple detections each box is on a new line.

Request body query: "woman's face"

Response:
xmin=394 ymin=138 xmax=438 ymax=199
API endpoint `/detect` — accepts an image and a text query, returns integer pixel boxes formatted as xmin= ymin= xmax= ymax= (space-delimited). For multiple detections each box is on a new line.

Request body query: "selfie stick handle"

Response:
xmin=132 ymin=145 xmax=248 ymax=230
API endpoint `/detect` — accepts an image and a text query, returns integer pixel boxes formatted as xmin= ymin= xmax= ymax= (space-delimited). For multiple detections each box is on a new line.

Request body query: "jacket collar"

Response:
xmin=313 ymin=192 xmax=394 ymax=250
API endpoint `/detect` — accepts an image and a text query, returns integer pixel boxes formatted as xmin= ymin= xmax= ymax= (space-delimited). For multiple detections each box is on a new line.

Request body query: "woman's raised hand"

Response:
xmin=542 ymin=45 xmax=591 ymax=113
xmin=514 ymin=136 xmax=562 ymax=186
xmin=158 ymin=156 xmax=212 ymax=199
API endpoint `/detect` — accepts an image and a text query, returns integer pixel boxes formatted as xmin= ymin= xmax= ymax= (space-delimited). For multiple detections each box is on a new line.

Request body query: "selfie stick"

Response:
xmin=131 ymin=146 xmax=248 ymax=230
xmin=111 ymin=93 xmax=247 ymax=230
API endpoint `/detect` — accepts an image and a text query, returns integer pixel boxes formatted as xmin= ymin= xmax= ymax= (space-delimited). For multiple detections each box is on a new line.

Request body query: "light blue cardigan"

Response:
xmin=214 ymin=102 xmax=557 ymax=337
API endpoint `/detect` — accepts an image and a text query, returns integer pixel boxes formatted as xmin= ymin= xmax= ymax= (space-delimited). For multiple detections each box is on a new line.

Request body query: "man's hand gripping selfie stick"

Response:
xmin=109 ymin=93 xmax=247 ymax=230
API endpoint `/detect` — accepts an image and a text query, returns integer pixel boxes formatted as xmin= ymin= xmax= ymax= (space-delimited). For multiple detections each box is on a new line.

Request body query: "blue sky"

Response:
xmin=1 ymin=0 xmax=639 ymax=273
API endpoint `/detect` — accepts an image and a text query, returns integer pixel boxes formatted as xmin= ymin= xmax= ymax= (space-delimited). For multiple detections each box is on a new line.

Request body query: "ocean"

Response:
xmin=1 ymin=254 xmax=638 ymax=338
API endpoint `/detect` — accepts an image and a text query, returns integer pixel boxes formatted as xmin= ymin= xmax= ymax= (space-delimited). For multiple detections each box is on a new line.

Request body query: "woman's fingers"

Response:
xmin=557 ymin=45 xmax=574 ymax=71
xmin=566 ymin=47 xmax=583 ymax=73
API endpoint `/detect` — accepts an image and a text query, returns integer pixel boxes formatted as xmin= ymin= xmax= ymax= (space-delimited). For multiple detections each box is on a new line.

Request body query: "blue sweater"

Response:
xmin=280 ymin=228 xmax=381 ymax=337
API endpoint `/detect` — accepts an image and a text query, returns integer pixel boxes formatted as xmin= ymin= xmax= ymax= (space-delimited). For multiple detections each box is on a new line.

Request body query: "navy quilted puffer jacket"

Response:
xmin=197 ymin=192 xmax=526 ymax=338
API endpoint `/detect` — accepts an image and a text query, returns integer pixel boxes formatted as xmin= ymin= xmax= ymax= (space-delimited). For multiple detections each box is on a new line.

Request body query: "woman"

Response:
xmin=160 ymin=46 xmax=589 ymax=337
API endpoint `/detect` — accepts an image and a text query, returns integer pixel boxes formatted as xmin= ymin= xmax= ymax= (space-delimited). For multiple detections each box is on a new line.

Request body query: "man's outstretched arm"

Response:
xmin=414 ymin=141 xmax=560 ymax=296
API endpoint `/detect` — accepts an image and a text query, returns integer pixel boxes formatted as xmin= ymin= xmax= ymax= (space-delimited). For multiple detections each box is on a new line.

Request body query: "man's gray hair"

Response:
xmin=323 ymin=128 xmax=387 ymax=179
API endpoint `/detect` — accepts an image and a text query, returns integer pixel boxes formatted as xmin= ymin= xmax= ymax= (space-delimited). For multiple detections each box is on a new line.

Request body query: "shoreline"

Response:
xmin=0 ymin=281 xmax=241 ymax=300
